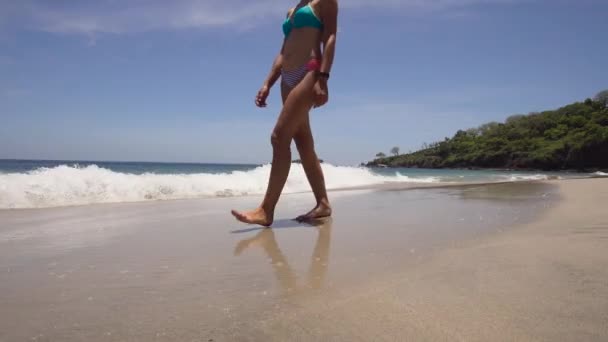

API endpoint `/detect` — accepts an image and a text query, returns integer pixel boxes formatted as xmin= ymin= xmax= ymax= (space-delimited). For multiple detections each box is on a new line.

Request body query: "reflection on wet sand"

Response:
xmin=234 ymin=219 xmax=333 ymax=296
xmin=457 ymin=182 xmax=559 ymax=202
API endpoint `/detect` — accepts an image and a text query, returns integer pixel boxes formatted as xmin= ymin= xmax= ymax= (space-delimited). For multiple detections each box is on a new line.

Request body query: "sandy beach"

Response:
xmin=1 ymin=178 xmax=607 ymax=341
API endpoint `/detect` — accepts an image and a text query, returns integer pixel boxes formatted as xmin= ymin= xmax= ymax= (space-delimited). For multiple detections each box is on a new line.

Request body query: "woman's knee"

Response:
xmin=270 ymin=130 xmax=291 ymax=151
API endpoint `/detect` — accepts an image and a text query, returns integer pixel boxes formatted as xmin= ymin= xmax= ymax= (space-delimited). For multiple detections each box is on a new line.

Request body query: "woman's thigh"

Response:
xmin=274 ymin=73 xmax=317 ymax=139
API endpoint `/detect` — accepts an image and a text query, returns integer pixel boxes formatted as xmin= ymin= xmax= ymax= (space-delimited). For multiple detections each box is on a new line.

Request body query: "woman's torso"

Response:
xmin=281 ymin=0 xmax=324 ymax=71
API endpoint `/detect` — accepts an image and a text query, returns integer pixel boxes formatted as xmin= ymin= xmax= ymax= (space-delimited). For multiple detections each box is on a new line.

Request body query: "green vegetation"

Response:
xmin=595 ymin=90 xmax=608 ymax=107
xmin=367 ymin=92 xmax=608 ymax=171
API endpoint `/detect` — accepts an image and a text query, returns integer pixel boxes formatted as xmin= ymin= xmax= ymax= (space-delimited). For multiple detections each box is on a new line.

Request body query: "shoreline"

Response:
xmin=1 ymin=178 xmax=606 ymax=341
xmin=365 ymin=162 xmax=608 ymax=174
xmin=230 ymin=178 xmax=608 ymax=341
xmin=0 ymin=176 xmax=593 ymax=212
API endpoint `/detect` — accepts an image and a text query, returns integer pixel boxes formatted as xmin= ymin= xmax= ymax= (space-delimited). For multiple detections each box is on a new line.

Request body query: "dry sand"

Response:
xmin=0 ymin=178 xmax=607 ymax=341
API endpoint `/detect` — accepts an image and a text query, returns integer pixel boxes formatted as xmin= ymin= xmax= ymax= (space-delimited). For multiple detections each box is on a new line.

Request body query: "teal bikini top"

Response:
xmin=282 ymin=4 xmax=323 ymax=38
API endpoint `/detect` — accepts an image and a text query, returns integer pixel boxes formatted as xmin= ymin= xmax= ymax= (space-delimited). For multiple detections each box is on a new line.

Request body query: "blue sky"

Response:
xmin=1 ymin=0 xmax=607 ymax=166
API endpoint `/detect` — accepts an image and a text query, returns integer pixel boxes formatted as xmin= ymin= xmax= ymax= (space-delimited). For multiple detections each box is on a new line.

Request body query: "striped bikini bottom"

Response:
xmin=281 ymin=58 xmax=320 ymax=89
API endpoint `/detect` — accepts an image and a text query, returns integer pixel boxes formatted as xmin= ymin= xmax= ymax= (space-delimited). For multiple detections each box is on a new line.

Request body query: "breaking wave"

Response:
xmin=0 ymin=164 xmax=439 ymax=209
xmin=501 ymin=174 xmax=553 ymax=182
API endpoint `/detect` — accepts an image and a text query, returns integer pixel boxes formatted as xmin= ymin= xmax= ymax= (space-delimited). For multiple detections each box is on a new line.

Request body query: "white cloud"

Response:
xmin=1 ymin=0 xmax=530 ymax=36
xmin=345 ymin=0 xmax=528 ymax=11
xmin=9 ymin=1 xmax=286 ymax=35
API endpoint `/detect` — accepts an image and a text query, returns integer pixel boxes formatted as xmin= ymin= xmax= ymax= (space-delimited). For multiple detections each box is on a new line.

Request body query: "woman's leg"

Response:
xmin=231 ymin=71 xmax=317 ymax=226
xmin=234 ymin=229 xmax=297 ymax=293
xmin=293 ymin=115 xmax=332 ymax=221
xmin=308 ymin=218 xmax=332 ymax=289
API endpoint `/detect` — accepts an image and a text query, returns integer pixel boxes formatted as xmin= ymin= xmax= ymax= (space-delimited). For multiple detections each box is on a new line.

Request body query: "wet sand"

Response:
xmin=0 ymin=179 xmax=607 ymax=341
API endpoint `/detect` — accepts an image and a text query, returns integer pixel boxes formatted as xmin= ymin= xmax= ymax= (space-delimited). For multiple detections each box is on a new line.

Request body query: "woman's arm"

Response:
xmin=319 ymin=0 xmax=338 ymax=77
xmin=263 ymin=9 xmax=293 ymax=89
xmin=313 ymin=0 xmax=338 ymax=108
xmin=262 ymin=47 xmax=284 ymax=89
xmin=256 ymin=42 xmax=285 ymax=107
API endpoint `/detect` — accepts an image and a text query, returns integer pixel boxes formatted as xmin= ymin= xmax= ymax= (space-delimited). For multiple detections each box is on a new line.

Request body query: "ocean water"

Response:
xmin=0 ymin=159 xmax=602 ymax=209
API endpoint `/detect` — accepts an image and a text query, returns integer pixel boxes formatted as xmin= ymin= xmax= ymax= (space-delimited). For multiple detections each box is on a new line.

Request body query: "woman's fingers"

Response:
xmin=314 ymin=89 xmax=328 ymax=108
xmin=255 ymin=89 xmax=269 ymax=107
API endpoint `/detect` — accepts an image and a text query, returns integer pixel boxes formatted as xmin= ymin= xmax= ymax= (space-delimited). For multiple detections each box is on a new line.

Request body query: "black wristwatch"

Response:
xmin=318 ymin=71 xmax=330 ymax=80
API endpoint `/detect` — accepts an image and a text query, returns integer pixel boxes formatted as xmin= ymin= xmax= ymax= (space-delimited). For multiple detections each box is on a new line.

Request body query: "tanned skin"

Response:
xmin=231 ymin=0 xmax=338 ymax=226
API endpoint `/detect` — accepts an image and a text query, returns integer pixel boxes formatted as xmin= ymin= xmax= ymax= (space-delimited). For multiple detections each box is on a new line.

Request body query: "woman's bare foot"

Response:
xmin=231 ymin=207 xmax=273 ymax=227
xmin=234 ymin=230 xmax=268 ymax=256
xmin=295 ymin=202 xmax=332 ymax=222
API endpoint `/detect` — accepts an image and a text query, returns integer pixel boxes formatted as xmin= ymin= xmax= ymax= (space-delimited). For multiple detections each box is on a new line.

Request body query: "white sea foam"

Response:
xmin=0 ymin=164 xmax=438 ymax=209
xmin=593 ymin=171 xmax=608 ymax=177
xmin=502 ymin=174 xmax=552 ymax=182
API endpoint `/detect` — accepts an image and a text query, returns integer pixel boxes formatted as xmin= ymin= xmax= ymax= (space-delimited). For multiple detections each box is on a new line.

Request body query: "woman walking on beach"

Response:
xmin=231 ymin=0 xmax=338 ymax=226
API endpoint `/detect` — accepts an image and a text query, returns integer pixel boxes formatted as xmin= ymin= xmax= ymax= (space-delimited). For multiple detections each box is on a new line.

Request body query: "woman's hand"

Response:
xmin=313 ymin=79 xmax=329 ymax=108
xmin=255 ymin=85 xmax=270 ymax=107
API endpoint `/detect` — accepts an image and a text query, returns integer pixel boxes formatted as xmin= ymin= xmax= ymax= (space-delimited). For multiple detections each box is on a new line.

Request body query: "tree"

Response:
xmin=375 ymin=152 xmax=386 ymax=158
xmin=364 ymin=98 xmax=608 ymax=170
xmin=594 ymin=89 xmax=608 ymax=107
xmin=506 ymin=114 xmax=526 ymax=124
